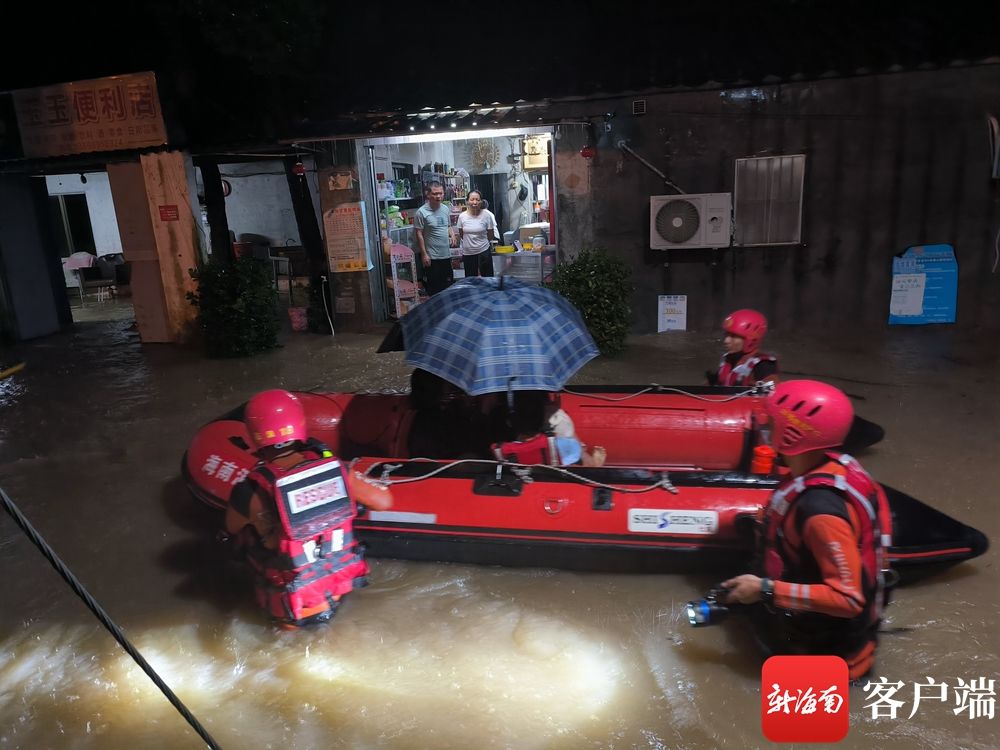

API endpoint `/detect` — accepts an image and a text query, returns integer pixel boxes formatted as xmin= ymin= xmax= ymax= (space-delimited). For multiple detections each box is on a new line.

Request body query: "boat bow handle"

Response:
xmin=543 ymin=498 xmax=569 ymax=515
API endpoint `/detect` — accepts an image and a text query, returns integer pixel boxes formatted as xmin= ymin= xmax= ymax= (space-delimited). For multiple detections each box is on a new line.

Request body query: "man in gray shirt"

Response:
xmin=414 ymin=181 xmax=457 ymax=295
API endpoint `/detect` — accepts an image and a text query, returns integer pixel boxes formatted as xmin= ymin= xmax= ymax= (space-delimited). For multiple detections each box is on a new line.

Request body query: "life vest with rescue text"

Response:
xmin=762 ymin=452 xmax=893 ymax=632
xmin=240 ymin=442 xmax=369 ymax=625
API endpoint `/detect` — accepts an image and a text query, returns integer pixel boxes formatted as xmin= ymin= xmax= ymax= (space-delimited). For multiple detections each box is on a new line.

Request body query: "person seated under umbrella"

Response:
xmin=491 ymin=390 xmax=606 ymax=467
xmin=408 ymin=369 xmax=498 ymax=460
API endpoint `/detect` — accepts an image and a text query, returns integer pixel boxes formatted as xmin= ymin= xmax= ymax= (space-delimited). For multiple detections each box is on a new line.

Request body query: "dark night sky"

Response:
xmin=3 ymin=1 xmax=999 ymax=148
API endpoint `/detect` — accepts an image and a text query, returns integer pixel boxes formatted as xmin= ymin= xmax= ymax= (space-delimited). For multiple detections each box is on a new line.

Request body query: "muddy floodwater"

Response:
xmin=1 ymin=316 xmax=997 ymax=749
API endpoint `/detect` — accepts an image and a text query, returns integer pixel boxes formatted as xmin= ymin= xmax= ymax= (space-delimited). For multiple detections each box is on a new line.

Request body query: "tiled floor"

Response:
xmin=69 ymin=295 xmax=135 ymax=323
xmin=65 ymin=276 xmax=308 ymax=325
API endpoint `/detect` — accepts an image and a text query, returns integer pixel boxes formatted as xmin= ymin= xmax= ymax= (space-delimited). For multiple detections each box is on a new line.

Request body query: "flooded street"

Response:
xmin=1 ymin=318 xmax=997 ymax=749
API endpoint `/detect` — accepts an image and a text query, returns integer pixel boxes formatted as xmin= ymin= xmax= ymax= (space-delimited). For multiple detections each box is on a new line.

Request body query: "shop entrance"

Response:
xmin=47 ymin=172 xmax=135 ymax=325
xmin=359 ymin=126 xmax=555 ymax=320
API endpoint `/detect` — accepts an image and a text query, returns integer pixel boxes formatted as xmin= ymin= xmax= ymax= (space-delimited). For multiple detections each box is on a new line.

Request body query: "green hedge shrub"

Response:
xmin=187 ymin=256 xmax=279 ymax=357
xmin=549 ymin=248 xmax=631 ymax=356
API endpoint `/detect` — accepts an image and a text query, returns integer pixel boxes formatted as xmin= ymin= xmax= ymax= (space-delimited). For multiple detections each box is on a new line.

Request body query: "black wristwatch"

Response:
xmin=760 ymin=577 xmax=775 ymax=604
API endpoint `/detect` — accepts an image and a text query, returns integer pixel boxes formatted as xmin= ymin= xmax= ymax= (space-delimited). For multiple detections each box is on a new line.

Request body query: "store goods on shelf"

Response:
xmin=377 ymin=178 xmax=418 ymax=201
xmin=420 ymin=169 xmax=467 ymax=201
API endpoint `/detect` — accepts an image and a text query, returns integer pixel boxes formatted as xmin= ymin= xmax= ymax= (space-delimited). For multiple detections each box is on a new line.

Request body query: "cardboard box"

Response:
xmin=888 ymin=244 xmax=958 ymax=325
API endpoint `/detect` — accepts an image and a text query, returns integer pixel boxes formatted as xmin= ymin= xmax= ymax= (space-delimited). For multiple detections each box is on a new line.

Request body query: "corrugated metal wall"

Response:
xmin=555 ymin=64 xmax=1000 ymax=340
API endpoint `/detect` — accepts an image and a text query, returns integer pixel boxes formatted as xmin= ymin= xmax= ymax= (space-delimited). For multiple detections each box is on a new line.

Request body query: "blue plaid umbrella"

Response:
xmin=399 ymin=277 xmax=599 ymax=396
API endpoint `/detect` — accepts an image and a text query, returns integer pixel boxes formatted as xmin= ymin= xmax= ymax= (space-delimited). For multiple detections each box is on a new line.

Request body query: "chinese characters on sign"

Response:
xmin=323 ymin=201 xmax=372 ymax=273
xmin=12 ymin=72 xmax=167 ymax=158
xmin=201 ymin=454 xmax=250 ymax=488
xmin=767 ymin=684 xmax=844 ymax=716
xmin=863 ymin=676 xmax=996 ymax=720
xmin=760 ymin=658 xmax=996 ymax=744
xmin=888 ymin=243 xmax=958 ymax=325
xmin=657 ymin=294 xmax=687 ymax=332
xmin=889 ymin=273 xmax=927 ymax=316
xmin=158 ymin=205 xmax=180 ymax=222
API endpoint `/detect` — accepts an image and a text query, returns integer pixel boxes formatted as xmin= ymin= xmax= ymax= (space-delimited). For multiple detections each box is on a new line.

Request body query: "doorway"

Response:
xmin=47 ymin=172 xmax=134 ymax=324
xmin=360 ymin=126 xmax=556 ymax=319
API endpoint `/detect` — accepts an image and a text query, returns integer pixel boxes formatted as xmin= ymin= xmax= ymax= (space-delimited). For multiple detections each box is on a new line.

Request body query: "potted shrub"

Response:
xmin=187 ymin=256 xmax=280 ymax=357
xmin=548 ymin=248 xmax=632 ymax=356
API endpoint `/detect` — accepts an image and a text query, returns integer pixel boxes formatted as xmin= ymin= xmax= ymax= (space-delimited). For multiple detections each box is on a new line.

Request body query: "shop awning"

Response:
xmin=281 ymin=100 xmax=605 ymax=144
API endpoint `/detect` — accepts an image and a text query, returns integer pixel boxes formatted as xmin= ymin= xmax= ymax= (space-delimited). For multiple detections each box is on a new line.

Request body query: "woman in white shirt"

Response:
xmin=456 ymin=190 xmax=498 ymax=278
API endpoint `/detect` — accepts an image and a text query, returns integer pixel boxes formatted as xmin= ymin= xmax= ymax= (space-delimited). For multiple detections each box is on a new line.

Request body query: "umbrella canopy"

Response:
xmin=399 ymin=277 xmax=599 ymax=396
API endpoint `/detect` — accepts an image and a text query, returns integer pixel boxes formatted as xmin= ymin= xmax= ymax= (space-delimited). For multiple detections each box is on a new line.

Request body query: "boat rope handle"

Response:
xmin=364 ymin=460 xmax=679 ymax=495
xmin=0 ymin=487 xmax=222 ymax=750
xmin=379 ymin=463 xmax=404 ymax=482
xmin=306 ymin=384 xmax=771 ymax=403
xmin=560 ymin=384 xmax=758 ymax=403
xmin=510 ymin=466 xmax=536 ymax=484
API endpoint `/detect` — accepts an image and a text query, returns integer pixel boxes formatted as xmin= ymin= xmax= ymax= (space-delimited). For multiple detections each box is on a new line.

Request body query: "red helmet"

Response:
xmin=723 ymin=309 xmax=768 ymax=353
xmin=245 ymin=389 xmax=307 ymax=449
xmin=766 ymin=380 xmax=854 ymax=456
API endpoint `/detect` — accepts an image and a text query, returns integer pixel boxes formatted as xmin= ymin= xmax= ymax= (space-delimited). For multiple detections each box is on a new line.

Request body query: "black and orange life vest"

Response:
xmin=762 ymin=452 xmax=893 ymax=632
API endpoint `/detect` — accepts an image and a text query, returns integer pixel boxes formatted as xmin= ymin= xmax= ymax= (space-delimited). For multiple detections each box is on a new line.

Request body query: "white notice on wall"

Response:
xmin=657 ymin=294 xmax=688 ymax=332
xmin=889 ymin=273 xmax=926 ymax=317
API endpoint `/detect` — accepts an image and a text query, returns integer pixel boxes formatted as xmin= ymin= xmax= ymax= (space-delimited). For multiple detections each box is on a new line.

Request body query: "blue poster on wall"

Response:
xmin=887 ymin=244 xmax=958 ymax=325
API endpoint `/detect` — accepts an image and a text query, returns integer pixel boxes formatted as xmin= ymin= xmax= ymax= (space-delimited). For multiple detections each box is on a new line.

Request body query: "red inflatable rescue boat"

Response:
xmin=183 ymin=386 xmax=988 ymax=581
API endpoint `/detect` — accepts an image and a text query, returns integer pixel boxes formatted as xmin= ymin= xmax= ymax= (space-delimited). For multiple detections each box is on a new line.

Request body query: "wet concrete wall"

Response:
xmin=45 ymin=172 xmax=125 ymax=257
xmin=0 ymin=174 xmax=69 ymax=338
xmin=553 ymin=65 xmax=1000 ymax=338
xmin=216 ymin=160 xmax=305 ymax=247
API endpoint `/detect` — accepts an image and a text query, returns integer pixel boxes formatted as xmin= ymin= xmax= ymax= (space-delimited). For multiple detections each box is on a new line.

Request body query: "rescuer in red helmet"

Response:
xmin=225 ymin=389 xmax=392 ymax=628
xmin=718 ymin=380 xmax=893 ymax=680
xmin=707 ymin=309 xmax=779 ymax=387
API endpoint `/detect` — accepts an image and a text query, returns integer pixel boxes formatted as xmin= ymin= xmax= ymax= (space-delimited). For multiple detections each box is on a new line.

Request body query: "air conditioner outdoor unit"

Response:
xmin=650 ymin=193 xmax=732 ymax=249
